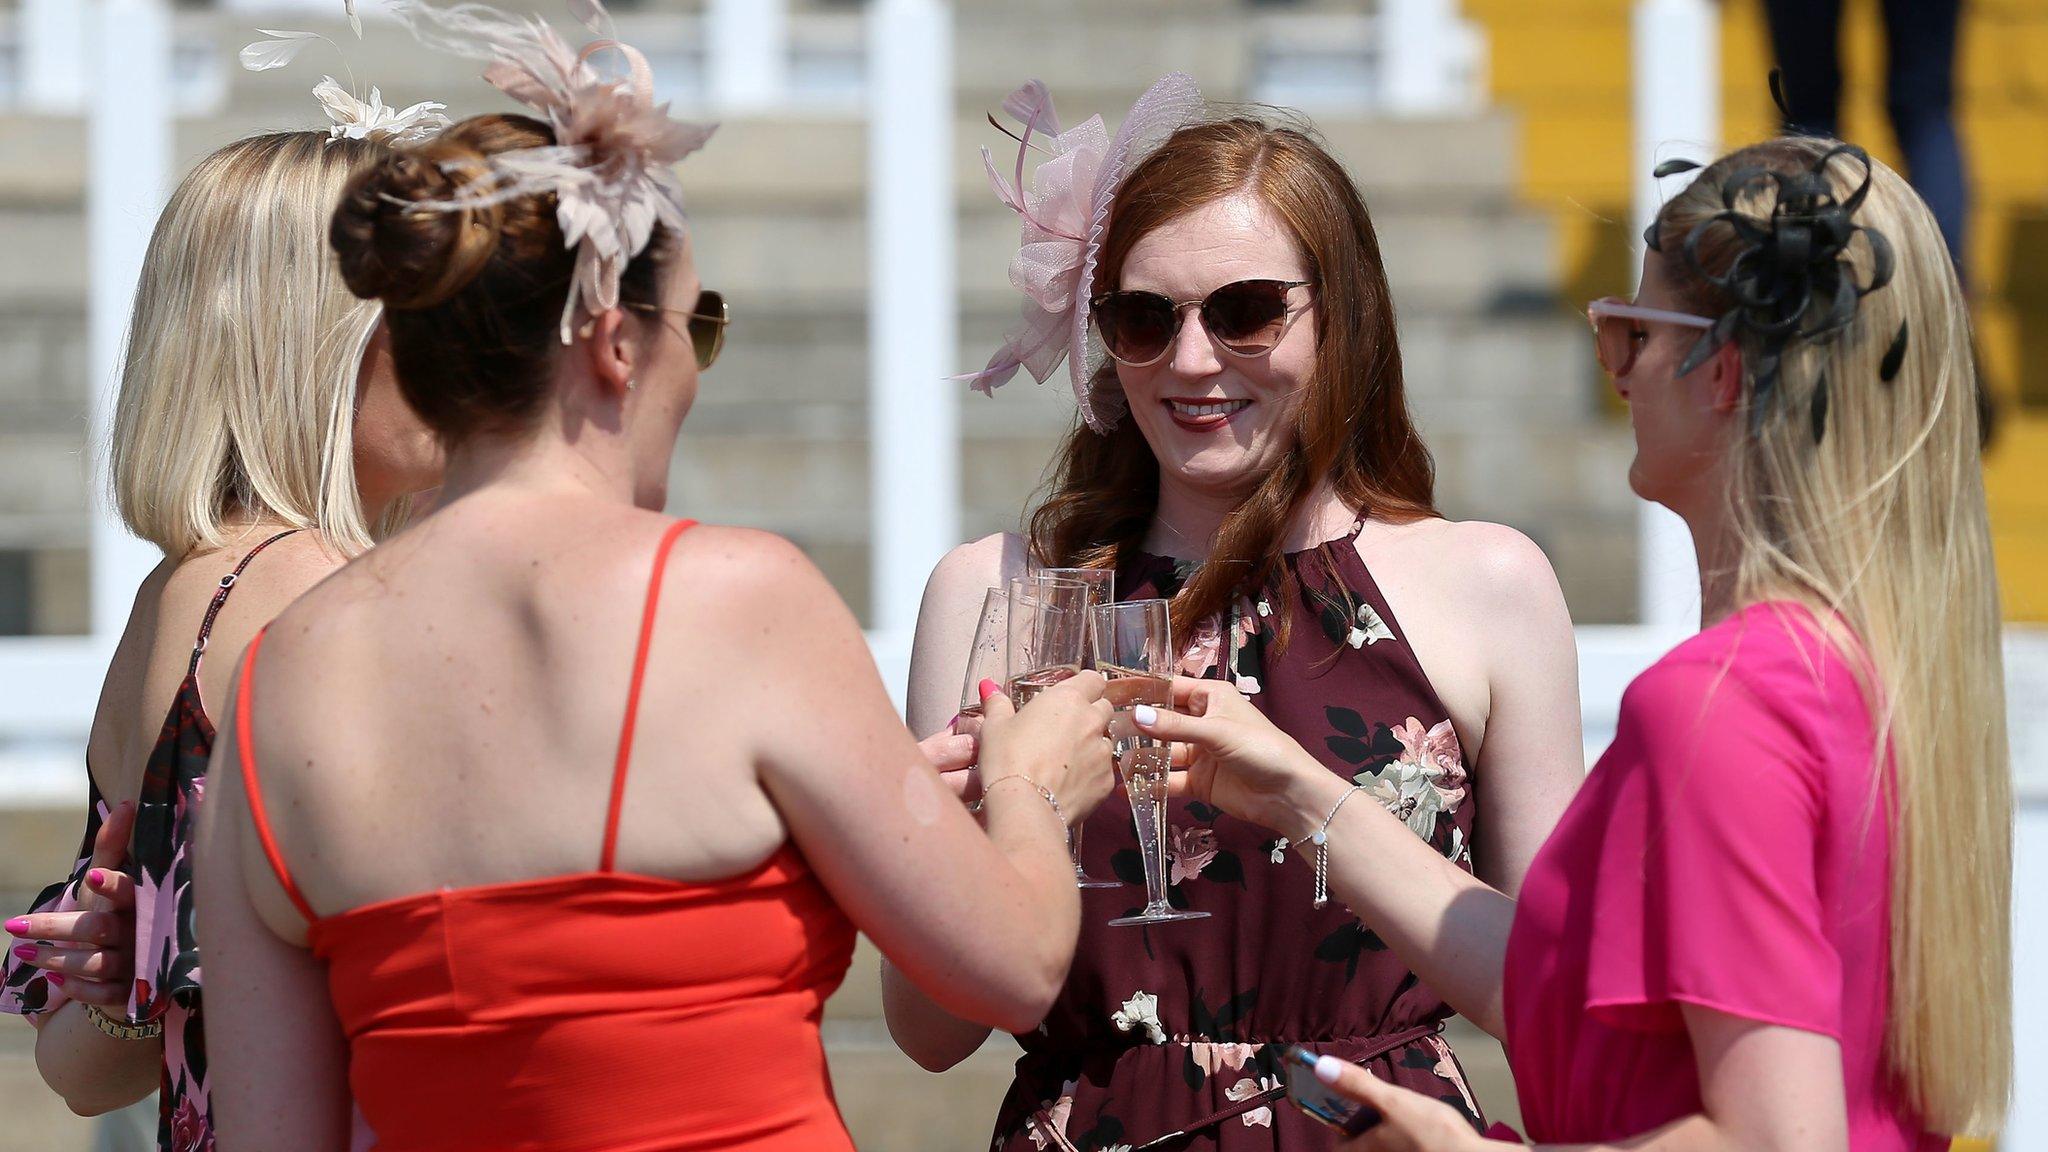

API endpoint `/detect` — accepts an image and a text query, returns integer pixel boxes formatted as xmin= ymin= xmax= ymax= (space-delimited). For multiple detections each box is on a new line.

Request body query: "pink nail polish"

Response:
xmin=978 ymin=678 xmax=1001 ymax=703
xmin=45 ymin=973 xmax=64 ymax=987
xmin=3 ymin=917 xmax=28 ymax=936
xmin=87 ymin=869 xmax=106 ymax=888
xmin=11 ymin=943 xmax=37 ymax=962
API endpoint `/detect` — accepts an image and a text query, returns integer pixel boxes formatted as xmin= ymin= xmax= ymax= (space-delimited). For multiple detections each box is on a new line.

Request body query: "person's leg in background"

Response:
xmin=1880 ymin=0 xmax=1969 ymax=284
xmin=1878 ymin=0 xmax=1993 ymax=448
xmin=1762 ymin=0 xmax=1847 ymax=138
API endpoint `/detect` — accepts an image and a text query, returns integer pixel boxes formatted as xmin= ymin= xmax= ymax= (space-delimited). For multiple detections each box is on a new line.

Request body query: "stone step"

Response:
xmin=0 ymin=1022 xmax=102 ymax=1152
xmin=0 ymin=803 xmax=87 ymax=914
xmin=0 ymin=92 xmax=1519 ymax=208
xmin=0 ymin=191 xmax=1549 ymax=317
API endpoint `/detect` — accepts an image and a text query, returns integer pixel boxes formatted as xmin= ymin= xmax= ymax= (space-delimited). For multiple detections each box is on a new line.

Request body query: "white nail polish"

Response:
xmin=1133 ymin=705 xmax=1157 ymax=726
xmin=1315 ymin=1054 xmax=1345 ymax=1084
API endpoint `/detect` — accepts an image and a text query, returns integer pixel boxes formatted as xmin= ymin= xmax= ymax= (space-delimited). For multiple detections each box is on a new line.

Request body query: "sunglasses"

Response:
xmin=1585 ymin=297 xmax=1714 ymax=378
xmin=627 ymin=288 xmax=729 ymax=370
xmin=1091 ymin=278 xmax=1315 ymax=368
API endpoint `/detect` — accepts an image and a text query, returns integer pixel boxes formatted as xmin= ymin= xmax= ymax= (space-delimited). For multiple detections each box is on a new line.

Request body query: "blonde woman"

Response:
xmin=1141 ymin=135 xmax=2008 ymax=1152
xmin=1 ymin=131 xmax=441 ymax=1151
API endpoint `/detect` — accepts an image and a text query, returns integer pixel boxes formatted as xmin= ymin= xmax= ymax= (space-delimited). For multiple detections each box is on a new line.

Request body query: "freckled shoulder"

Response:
xmin=1363 ymin=517 xmax=1564 ymax=617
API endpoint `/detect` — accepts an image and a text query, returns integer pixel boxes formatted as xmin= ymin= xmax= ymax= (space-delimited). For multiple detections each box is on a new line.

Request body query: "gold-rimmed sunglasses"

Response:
xmin=627 ymin=288 xmax=729 ymax=370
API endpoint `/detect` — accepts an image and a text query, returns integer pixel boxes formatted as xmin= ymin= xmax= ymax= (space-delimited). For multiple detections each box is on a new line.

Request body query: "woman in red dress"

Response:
xmin=194 ymin=8 xmax=1117 ymax=1150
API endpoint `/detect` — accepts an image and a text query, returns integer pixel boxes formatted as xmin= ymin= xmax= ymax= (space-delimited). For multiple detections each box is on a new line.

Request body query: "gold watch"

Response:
xmin=85 ymin=1006 xmax=162 ymax=1041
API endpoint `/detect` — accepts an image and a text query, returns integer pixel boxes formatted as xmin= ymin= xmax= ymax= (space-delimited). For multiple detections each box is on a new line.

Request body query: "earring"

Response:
xmin=626 ymin=378 xmax=637 ymax=391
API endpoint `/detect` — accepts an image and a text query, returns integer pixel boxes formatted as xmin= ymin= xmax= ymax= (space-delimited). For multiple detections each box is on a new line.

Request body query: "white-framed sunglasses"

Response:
xmin=1586 ymin=297 xmax=1715 ymax=377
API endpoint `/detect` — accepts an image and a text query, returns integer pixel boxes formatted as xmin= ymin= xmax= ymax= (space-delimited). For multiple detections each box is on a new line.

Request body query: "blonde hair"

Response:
xmin=1658 ymin=138 xmax=2010 ymax=1134
xmin=111 ymin=131 xmax=404 ymax=558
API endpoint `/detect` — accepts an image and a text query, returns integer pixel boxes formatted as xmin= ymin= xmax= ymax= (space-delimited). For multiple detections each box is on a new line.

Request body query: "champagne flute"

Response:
xmin=1004 ymin=575 xmax=1100 ymax=886
xmin=1005 ymin=575 xmax=1088 ymax=704
xmin=1030 ymin=566 xmax=1121 ymax=888
xmin=1094 ymin=598 xmax=1209 ymax=926
xmin=956 ymin=588 xmax=1009 ymax=720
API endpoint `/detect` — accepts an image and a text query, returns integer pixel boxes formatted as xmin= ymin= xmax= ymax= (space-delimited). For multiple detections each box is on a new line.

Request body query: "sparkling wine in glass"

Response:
xmin=1004 ymin=575 xmax=1089 ymax=703
xmin=956 ymin=588 xmax=1009 ymax=720
xmin=1031 ymin=566 xmax=1122 ymax=888
xmin=1095 ymin=598 xmax=1209 ymax=927
xmin=1005 ymin=575 xmax=1099 ymax=885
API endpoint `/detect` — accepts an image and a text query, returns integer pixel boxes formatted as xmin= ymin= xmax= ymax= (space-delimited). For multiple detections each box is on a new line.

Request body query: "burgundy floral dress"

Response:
xmin=1 ymin=530 xmax=299 ymax=1152
xmin=990 ymin=522 xmax=1485 ymax=1152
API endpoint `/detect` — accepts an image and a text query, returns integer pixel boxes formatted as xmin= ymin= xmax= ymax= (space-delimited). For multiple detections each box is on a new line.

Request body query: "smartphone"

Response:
xmin=1280 ymin=1044 xmax=1382 ymax=1136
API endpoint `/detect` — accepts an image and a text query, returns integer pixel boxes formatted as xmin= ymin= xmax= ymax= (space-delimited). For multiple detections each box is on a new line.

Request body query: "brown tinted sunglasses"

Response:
xmin=628 ymin=288 xmax=729 ymax=369
xmin=1091 ymin=278 xmax=1315 ymax=367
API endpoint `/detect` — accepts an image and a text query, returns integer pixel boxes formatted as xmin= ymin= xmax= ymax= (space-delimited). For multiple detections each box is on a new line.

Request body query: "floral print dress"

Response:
xmin=1 ymin=530 xmax=299 ymax=1152
xmin=990 ymin=522 xmax=1485 ymax=1152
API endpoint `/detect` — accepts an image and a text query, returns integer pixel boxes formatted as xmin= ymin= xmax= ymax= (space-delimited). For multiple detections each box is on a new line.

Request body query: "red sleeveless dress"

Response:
xmin=235 ymin=520 xmax=859 ymax=1151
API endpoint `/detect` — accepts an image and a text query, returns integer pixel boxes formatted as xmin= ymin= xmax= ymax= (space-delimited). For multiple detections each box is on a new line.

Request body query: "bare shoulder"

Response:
xmin=179 ymin=529 xmax=349 ymax=625
xmin=922 ymin=532 xmax=1023 ymax=613
xmin=1364 ymin=517 xmax=1567 ymax=616
xmin=669 ymin=523 xmax=838 ymax=605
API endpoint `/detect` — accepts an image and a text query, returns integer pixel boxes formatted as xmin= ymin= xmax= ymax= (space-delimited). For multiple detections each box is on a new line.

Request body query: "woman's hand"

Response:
xmin=1309 ymin=1055 xmax=1508 ymax=1152
xmin=1134 ymin=676 xmax=1336 ymax=840
xmin=977 ymin=672 xmax=1115 ymax=824
xmin=917 ymin=722 xmax=980 ymax=802
xmin=6 ymin=801 xmax=141 ymax=1009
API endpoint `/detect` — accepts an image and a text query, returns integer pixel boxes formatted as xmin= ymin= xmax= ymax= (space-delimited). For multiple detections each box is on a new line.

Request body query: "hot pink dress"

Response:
xmin=1502 ymin=602 xmax=1945 ymax=1151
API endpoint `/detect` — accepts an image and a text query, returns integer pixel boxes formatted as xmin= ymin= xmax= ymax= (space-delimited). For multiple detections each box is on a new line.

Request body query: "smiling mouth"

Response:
xmin=1163 ymin=398 xmax=1252 ymax=420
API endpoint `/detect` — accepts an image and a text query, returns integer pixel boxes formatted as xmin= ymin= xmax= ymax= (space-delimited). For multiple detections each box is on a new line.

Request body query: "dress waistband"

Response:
xmin=1134 ymin=1023 xmax=1444 ymax=1150
xmin=1016 ymin=1021 xmax=1447 ymax=1152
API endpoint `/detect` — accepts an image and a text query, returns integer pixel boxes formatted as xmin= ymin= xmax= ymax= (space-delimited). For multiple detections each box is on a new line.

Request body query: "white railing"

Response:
xmin=0 ymin=0 xmax=166 ymax=758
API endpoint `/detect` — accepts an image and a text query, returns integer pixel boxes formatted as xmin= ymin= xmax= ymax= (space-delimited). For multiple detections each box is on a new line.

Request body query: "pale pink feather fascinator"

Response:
xmin=959 ymin=73 xmax=1204 ymax=433
xmin=386 ymin=0 xmax=716 ymax=342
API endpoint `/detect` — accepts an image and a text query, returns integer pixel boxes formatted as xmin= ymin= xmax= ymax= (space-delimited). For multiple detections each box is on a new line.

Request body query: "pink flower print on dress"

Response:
xmin=170 ymin=1093 xmax=215 ymax=1152
xmin=1025 ymin=1080 xmax=1078 ymax=1151
xmin=1427 ymin=1033 xmax=1482 ymax=1117
xmin=1167 ymin=825 xmax=1219 ymax=886
xmin=1179 ymin=614 xmax=1224 ymax=680
xmin=1224 ymin=1076 xmax=1281 ymax=1127
xmin=1393 ymin=716 xmax=1468 ymax=811
xmin=1190 ymin=1041 xmax=1259 ymax=1076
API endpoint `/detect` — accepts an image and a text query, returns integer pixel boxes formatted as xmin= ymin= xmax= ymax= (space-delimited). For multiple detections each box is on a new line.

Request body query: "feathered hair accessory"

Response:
xmin=383 ymin=0 xmax=716 ymax=342
xmin=958 ymin=73 xmax=1204 ymax=433
xmin=1648 ymin=141 xmax=1904 ymax=446
xmin=240 ymin=16 xmax=452 ymax=147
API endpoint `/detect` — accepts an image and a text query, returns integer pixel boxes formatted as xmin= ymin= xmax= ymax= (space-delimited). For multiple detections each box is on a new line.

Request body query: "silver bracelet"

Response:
xmin=979 ymin=774 xmax=1066 ymax=828
xmin=1310 ymin=785 xmax=1370 ymax=909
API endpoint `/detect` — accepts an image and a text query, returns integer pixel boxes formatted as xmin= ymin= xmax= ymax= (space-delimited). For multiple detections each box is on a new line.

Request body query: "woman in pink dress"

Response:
xmin=1136 ymin=134 xmax=2011 ymax=1151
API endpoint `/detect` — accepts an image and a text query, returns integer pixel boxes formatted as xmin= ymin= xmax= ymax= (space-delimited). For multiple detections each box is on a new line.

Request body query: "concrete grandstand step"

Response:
xmin=0 ymin=804 xmax=86 ymax=916
xmin=0 ymin=79 xmax=1523 ymax=202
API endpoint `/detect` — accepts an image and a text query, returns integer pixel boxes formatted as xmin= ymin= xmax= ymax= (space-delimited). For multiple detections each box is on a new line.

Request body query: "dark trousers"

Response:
xmin=1761 ymin=0 xmax=1969 ymax=283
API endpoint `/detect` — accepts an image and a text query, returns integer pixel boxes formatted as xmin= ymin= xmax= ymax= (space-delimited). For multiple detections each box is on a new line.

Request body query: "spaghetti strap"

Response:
xmin=234 ymin=626 xmax=319 ymax=924
xmin=600 ymin=519 xmax=699 ymax=873
xmin=189 ymin=529 xmax=301 ymax=678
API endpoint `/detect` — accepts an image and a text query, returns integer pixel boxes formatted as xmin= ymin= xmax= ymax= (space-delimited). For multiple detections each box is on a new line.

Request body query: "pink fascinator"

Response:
xmin=388 ymin=0 xmax=716 ymax=342
xmin=960 ymin=73 xmax=1203 ymax=433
